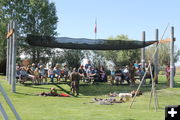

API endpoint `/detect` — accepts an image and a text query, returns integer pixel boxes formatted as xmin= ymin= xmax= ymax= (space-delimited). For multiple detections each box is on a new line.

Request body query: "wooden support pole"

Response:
xmin=141 ymin=31 xmax=146 ymax=68
xmin=149 ymin=85 xmax=153 ymax=110
xmin=6 ymin=20 xmax=17 ymax=92
xmin=11 ymin=21 xmax=17 ymax=93
xmin=141 ymin=31 xmax=146 ymax=84
xmin=154 ymin=29 xmax=159 ymax=84
xmin=149 ymin=62 xmax=158 ymax=112
xmin=6 ymin=23 xmax=10 ymax=82
xmin=8 ymin=21 xmax=13 ymax=85
xmin=129 ymin=63 xmax=150 ymax=108
xmin=170 ymin=26 xmax=175 ymax=88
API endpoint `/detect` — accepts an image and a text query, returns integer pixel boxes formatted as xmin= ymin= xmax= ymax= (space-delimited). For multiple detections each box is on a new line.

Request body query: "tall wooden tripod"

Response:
xmin=129 ymin=61 xmax=159 ymax=112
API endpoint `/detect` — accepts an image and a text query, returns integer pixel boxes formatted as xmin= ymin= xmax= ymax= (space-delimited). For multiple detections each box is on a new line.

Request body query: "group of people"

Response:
xmin=110 ymin=61 xmax=156 ymax=86
xmin=16 ymin=63 xmax=69 ymax=84
xmin=16 ymin=59 xmax=175 ymax=92
xmin=15 ymin=60 xmax=150 ymax=86
xmin=77 ymin=61 xmax=107 ymax=83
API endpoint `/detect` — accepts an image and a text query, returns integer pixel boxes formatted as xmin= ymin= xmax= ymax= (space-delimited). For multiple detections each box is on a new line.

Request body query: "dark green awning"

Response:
xmin=26 ymin=34 xmax=156 ymax=50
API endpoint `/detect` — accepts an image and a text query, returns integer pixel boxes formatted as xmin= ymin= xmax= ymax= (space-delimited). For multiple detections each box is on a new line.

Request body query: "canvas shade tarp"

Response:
xmin=26 ymin=34 xmax=156 ymax=50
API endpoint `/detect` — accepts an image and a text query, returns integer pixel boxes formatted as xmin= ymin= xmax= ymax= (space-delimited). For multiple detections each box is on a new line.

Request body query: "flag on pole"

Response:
xmin=94 ymin=20 xmax=97 ymax=33
xmin=94 ymin=19 xmax=97 ymax=39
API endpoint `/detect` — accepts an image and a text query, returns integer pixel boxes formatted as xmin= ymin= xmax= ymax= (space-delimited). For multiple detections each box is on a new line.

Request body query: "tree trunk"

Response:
xmin=32 ymin=48 xmax=36 ymax=63
xmin=37 ymin=49 xmax=40 ymax=63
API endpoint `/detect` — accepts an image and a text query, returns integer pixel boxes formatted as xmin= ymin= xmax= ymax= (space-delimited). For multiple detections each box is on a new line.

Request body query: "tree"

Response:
xmin=21 ymin=0 xmax=58 ymax=63
xmin=0 ymin=0 xmax=58 ymax=63
xmin=98 ymin=35 xmax=141 ymax=66
xmin=52 ymin=49 xmax=84 ymax=68
xmin=0 ymin=21 xmax=6 ymax=62
xmin=146 ymin=43 xmax=180 ymax=66
xmin=0 ymin=21 xmax=7 ymax=73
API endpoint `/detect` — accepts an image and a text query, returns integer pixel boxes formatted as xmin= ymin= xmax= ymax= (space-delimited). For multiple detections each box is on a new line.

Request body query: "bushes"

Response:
xmin=0 ymin=59 xmax=6 ymax=75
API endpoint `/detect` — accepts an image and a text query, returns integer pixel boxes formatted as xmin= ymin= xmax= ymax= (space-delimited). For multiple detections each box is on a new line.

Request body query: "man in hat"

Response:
xmin=70 ymin=68 xmax=80 ymax=96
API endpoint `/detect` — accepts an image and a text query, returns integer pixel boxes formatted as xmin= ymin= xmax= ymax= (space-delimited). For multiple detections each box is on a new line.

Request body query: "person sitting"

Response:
xmin=19 ymin=67 xmax=35 ymax=84
xmin=99 ymin=66 xmax=107 ymax=82
xmin=19 ymin=67 xmax=28 ymax=83
xmin=26 ymin=65 xmax=36 ymax=84
xmin=16 ymin=64 xmax=21 ymax=82
xmin=34 ymin=67 xmax=40 ymax=84
xmin=129 ymin=63 xmax=136 ymax=86
xmin=85 ymin=66 xmax=98 ymax=83
xmin=39 ymin=65 xmax=47 ymax=84
xmin=122 ymin=65 xmax=131 ymax=85
xmin=134 ymin=60 xmax=139 ymax=70
xmin=85 ymin=60 xmax=92 ymax=70
xmin=48 ymin=66 xmax=55 ymax=83
xmin=31 ymin=63 xmax=36 ymax=72
xmin=114 ymin=66 xmax=123 ymax=85
xmin=90 ymin=67 xmax=99 ymax=83
xmin=138 ymin=67 xmax=145 ymax=79
xmin=78 ymin=65 xmax=86 ymax=82
xmin=86 ymin=66 xmax=93 ymax=82
xmin=63 ymin=64 xmax=69 ymax=81
xmin=54 ymin=64 xmax=61 ymax=82
xmin=110 ymin=69 xmax=115 ymax=85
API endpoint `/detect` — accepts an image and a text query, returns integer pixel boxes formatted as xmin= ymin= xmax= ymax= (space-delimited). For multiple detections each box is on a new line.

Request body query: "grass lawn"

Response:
xmin=0 ymin=75 xmax=180 ymax=120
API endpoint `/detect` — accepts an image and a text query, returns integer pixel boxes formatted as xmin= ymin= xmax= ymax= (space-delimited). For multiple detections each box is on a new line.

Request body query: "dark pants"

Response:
xmin=49 ymin=74 xmax=54 ymax=82
xmin=71 ymin=81 xmax=79 ymax=95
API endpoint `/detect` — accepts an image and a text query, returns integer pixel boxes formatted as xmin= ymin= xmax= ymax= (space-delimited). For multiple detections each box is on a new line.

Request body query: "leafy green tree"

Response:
xmin=63 ymin=50 xmax=84 ymax=68
xmin=146 ymin=43 xmax=180 ymax=66
xmin=52 ymin=49 xmax=84 ymax=68
xmin=98 ymin=35 xmax=141 ymax=66
xmin=20 ymin=0 xmax=58 ymax=63
xmin=0 ymin=0 xmax=58 ymax=63
xmin=0 ymin=22 xmax=7 ymax=62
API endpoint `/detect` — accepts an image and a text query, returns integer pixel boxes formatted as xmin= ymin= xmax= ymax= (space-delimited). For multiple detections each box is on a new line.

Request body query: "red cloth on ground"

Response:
xmin=60 ymin=93 xmax=70 ymax=97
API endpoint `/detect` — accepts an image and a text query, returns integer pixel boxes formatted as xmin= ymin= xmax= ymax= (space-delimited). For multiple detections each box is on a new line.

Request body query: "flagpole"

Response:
xmin=95 ymin=32 xmax=97 ymax=40
xmin=94 ymin=18 xmax=97 ymax=40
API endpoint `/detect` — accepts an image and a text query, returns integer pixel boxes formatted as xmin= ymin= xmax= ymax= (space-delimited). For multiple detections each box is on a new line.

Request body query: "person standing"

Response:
xmin=165 ymin=64 xmax=171 ymax=86
xmin=70 ymin=68 xmax=80 ymax=96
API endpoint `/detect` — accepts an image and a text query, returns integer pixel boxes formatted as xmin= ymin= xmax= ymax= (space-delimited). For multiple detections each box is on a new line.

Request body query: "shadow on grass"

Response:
xmin=15 ymin=76 xmax=180 ymax=97
xmin=79 ymin=82 xmax=152 ymax=96
xmin=15 ymin=92 xmax=37 ymax=96
xmin=19 ymin=82 xmax=77 ymax=97
xmin=79 ymin=80 xmax=180 ymax=96
xmin=54 ymin=84 xmax=77 ymax=97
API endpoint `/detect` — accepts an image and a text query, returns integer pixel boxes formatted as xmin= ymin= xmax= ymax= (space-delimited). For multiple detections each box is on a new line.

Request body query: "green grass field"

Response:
xmin=0 ymin=75 xmax=180 ymax=120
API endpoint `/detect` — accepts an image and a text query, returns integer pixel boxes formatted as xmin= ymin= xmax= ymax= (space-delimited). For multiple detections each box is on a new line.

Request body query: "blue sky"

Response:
xmin=51 ymin=0 xmax=180 ymax=65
